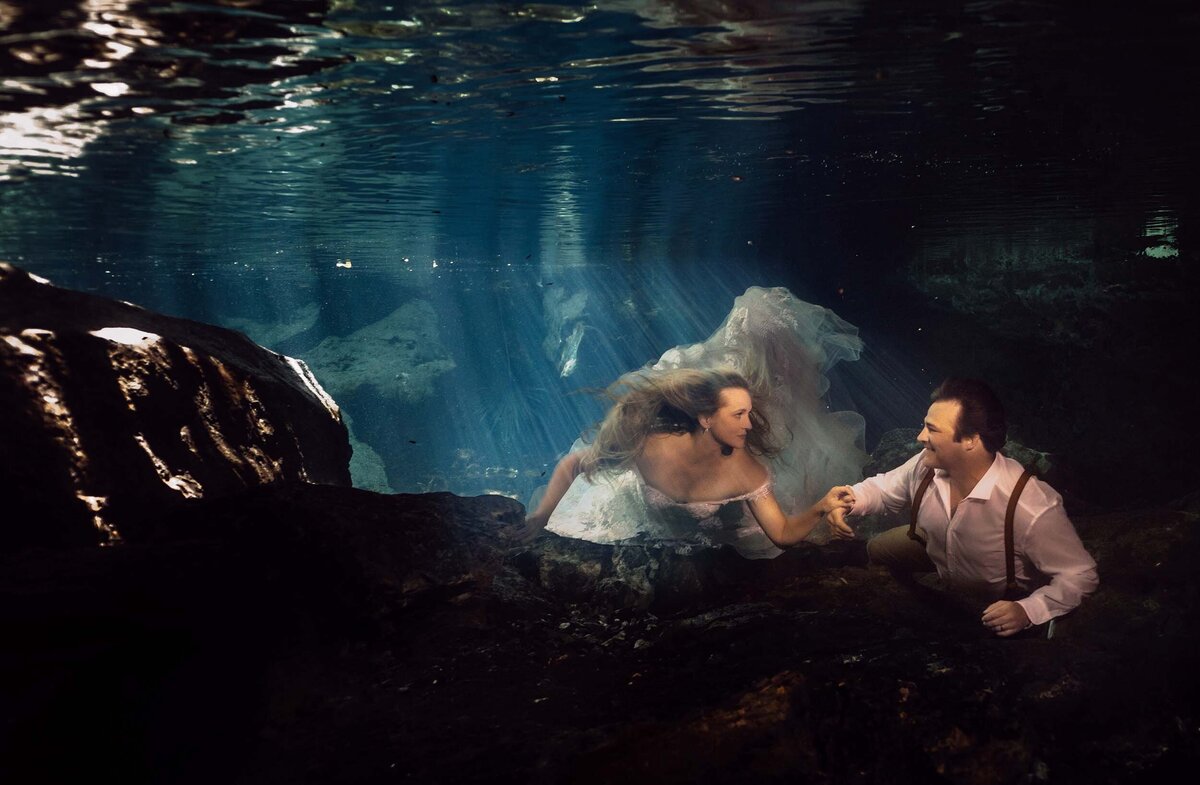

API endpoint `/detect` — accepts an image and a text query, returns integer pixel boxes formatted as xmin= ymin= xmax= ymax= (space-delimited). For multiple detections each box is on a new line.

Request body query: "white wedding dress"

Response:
xmin=544 ymin=286 xmax=867 ymax=559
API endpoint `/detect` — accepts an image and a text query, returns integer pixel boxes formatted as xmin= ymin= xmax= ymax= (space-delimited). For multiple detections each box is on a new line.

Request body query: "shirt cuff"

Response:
xmin=847 ymin=484 xmax=869 ymax=517
xmin=1016 ymin=594 xmax=1051 ymax=627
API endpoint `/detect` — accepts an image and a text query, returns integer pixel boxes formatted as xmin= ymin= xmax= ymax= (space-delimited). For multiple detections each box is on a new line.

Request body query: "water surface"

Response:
xmin=3 ymin=0 xmax=1196 ymax=501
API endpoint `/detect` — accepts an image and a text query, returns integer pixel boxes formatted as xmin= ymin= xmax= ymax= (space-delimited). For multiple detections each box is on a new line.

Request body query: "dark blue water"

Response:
xmin=3 ymin=0 xmax=1197 ymax=502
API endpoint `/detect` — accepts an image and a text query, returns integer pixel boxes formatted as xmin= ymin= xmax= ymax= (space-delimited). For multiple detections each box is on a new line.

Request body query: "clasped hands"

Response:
xmin=821 ymin=485 xmax=857 ymax=541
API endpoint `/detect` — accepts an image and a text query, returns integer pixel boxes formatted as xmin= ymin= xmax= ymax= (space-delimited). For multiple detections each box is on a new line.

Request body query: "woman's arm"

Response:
xmin=746 ymin=486 xmax=856 ymax=548
xmin=510 ymin=451 xmax=583 ymax=540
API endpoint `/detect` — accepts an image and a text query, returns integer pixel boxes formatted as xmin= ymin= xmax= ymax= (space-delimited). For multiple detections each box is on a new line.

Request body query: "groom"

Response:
xmin=827 ymin=378 xmax=1098 ymax=637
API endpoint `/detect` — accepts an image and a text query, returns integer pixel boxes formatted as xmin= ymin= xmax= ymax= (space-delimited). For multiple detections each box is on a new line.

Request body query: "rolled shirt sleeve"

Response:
xmin=850 ymin=452 xmax=922 ymax=518
xmin=1015 ymin=502 xmax=1100 ymax=626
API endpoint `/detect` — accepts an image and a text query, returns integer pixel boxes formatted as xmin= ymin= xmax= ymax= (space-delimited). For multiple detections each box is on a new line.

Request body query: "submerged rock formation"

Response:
xmin=222 ymin=301 xmax=321 ymax=352
xmin=299 ymin=299 xmax=456 ymax=402
xmin=2 ymin=480 xmax=1195 ymax=785
xmin=0 ymin=263 xmax=350 ymax=550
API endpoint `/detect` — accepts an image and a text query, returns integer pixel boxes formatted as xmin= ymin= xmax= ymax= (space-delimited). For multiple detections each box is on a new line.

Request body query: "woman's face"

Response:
xmin=704 ymin=387 xmax=754 ymax=450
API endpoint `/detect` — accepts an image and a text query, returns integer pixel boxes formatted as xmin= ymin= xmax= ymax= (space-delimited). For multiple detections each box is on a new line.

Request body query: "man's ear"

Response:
xmin=962 ymin=432 xmax=981 ymax=452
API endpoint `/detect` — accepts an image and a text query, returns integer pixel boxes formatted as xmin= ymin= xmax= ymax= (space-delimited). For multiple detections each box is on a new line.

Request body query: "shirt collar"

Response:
xmin=965 ymin=452 xmax=1004 ymax=501
xmin=932 ymin=452 xmax=1003 ymax=502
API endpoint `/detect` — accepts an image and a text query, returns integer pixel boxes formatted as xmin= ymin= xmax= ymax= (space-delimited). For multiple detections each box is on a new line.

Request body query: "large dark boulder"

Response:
xmin=0 ymin=263 xmax=351 ymax=550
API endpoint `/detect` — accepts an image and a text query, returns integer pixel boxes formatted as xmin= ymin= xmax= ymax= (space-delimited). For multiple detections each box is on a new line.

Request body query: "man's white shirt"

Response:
xmin=849 ymin=451 xmax=1099 ymax=625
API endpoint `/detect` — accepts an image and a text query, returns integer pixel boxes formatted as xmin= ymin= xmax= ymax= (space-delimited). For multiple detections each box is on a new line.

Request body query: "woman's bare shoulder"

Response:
xmin=738 ymin=454 xmax=771 ymax=487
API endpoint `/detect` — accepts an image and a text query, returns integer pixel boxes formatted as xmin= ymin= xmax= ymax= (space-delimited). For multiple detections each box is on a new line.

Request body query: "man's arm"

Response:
xmin=847 ymin=451 xmax=924 ymax=518
xmin=1014 ymin=503 xmax=1100 ymax=626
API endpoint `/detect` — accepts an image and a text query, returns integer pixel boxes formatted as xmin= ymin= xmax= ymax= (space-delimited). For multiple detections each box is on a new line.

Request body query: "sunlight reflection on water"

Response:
xmin=2 ymin=1 xmax=1197 ymax=500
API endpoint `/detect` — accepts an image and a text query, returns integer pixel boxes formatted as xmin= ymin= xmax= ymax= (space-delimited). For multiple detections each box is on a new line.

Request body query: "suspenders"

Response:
xmin=907 ymin=468 xmax=935 ymax=546
xmin=908 ymin=465 xmax=1037 ymax=600
xmin=1003 ymin=468 xmax=1037 ymax=599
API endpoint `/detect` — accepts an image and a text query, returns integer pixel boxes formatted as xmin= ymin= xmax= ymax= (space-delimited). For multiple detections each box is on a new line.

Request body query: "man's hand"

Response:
xmin=819 ymin=485 xmax=856 ymax=514
xmin=981 ymin=600 xmax=1031 ymax=637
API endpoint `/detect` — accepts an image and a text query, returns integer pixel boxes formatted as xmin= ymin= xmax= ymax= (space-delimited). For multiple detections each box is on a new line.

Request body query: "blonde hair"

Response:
xmin=578 ymin=367 xmax=779 ymax=479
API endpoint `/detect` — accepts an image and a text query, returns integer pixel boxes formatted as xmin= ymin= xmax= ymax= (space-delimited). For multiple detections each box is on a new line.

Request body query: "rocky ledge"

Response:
xmin=2 ymin=482 xmax=1196 ymax=785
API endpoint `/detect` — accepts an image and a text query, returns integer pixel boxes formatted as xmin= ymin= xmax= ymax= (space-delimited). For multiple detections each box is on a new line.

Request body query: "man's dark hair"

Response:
xmin=930 ymin=378 xmax=1007 ymax=453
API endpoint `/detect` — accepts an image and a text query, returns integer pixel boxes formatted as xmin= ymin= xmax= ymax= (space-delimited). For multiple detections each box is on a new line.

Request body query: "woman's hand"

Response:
xmin=503 ymin=513 xmax=549 ymax=543
xmin=748 ymin=484 xmax=857 ymax=548
xmin=820 ymin=485 xmax=856 ymax=515
xmin=821 ymin=486 xmax=857 ymax=540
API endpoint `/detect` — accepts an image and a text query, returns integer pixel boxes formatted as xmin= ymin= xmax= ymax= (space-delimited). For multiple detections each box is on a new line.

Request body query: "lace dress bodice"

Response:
xmin=545 ymin=465 xmax=782 ymax=558
xmin=640 ymin=473 xmax=773 ymax=520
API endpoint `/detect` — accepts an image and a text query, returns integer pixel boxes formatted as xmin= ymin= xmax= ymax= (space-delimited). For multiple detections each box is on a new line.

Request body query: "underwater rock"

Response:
xmin=299 ymin=298 xmax=455 ymax=401
xmin=158 ymin=484 xmax=527 ymax=630
xmin=862 ymin=427 xmax=923 ymax=477
xmin=348 ymin=429 xmax=395 ymax=494
xmin=0 ymin=479 xmax=1195 ymax=784
xmin=907 ymin=239 xmax=1110 ymax=345
xmin=522 ymin=530 xmax=863 ymax=613
xmin=0 ymin=483 xmax=525 ymax=784
xmin=342 ymin=410 xmax=395 ymax=493
xmin=222 ymin=301 xmax=320 ymax=351
xmin=0 ymin=263 xmax=350 ymax=550
xmin=541 ymin=286 xmax=588 ymax=377
xmin=558 ymin=321 xmax=586 ymax=377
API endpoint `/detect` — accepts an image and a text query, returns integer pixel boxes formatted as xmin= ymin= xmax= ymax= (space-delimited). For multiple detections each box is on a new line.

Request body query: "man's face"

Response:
xmin=917 ymin=399 xmax=966 ymax=470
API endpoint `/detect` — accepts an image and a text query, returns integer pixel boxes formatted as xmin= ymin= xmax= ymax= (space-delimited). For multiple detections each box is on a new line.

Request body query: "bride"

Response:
xmin=516 ymin=286 xmax=867 ymax=558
